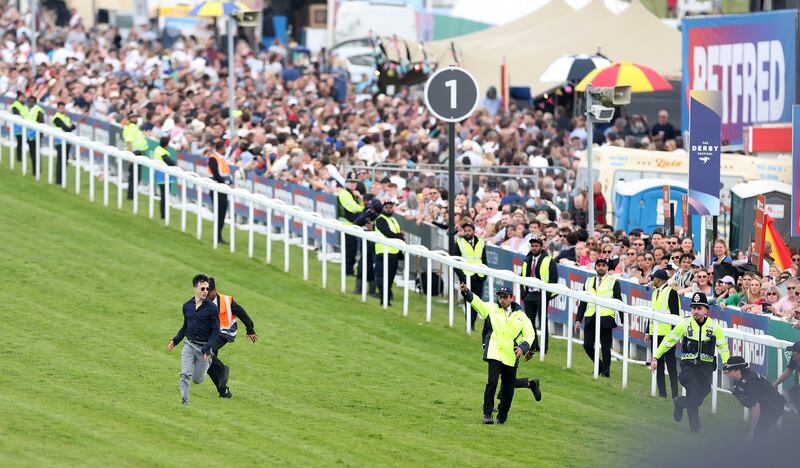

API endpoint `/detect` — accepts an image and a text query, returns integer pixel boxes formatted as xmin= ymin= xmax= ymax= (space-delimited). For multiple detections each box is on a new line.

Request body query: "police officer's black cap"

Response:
xmin=722 ymin=356 xmax=748 ymax=371
xmin=383 ymin=199 xmax=395 ymax=206
xmin=461 ymin=222 xmax=475 ymax=229
xmin=346 ymin=178 xmax=358 ymax=184
xmin=529 ymin=236 xmax=544 ymax=245
xmin=594 ymin=257 xmax=609 ymax=265
xmin=496 ymin=287 xmax=512 ymax=297
xmin=787 ymin=341 xmax=800 ymax=353
xmin=650 ymin=269 xmax=669 ymax=281
xmin=690 ymin=292 xmax=710 ymax=308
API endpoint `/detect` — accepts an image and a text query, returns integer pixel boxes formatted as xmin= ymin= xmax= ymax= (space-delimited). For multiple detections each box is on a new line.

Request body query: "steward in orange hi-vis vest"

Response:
xmin=206 ymin=277 xmax=258 ymax=398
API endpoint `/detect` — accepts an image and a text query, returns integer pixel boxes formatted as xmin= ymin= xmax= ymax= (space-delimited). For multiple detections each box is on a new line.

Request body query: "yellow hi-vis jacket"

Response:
xmin=649 ymin=285 xmax=675 ymax=336
xmin=655 ymin=315 xmax=730 ymax=365
xmin=466 ymin=291 xmax=536 ymax=367
xmin=456 ymin=237 xmax=485 ymax=278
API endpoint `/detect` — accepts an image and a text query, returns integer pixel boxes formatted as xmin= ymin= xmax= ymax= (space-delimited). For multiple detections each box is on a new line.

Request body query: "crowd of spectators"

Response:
xmin=3 ymin=3 xmax=797 ymax=325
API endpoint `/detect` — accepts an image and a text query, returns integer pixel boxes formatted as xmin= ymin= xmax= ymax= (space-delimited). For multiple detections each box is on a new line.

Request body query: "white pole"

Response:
xmin=21 ymin=128 xmax=27 ymax=176
xmin=586 ymin=85 xmax=595 ymax=237
xmin=622 ymin=312 xmax=629 ymax=389
xmin=402 ymin=251 xmax=409 ymax=317
xmin=88 ymin=148 xmax=94 ymax=201
xmin=567 ymin=297 xmax=574 ymax=369
xmin=267 ymin=207 xmax=273 ymax=264
xmin=651 ymin=320 xmax=658 ymax=397
xmin=593 ymin=305 xmax=601 ymax=380
xmin=116 ymin=156 xmax=122 ymax=207
xmin=229 ymin=194 xmax=236 ymax=253
xmin=340 ymin=231 xmax=346 ymax=293
xmin=75 ymin=144 xmax=81 ymax=194
xmin=487 ymin=276 xmax=494 ymax=299
xmin=447 ymin=265 xmax=454 ymax=327
xmin=539 ymin=288 xmax=546 ymax=362
xmin=34 ymin=132 xmax=40 ymax=181
xmin=148 ymin=167 xmax=155 ymax=219
xmin=213 ymin=190 xmax=219 ymax=248
xmin=30 ymin=0 xmax=37 ymax=77
xmin=164 ymin=174 xmax=170 ymax=226
xmin=322 ymin=227 xmax=328 ymax=288
xmin=196 ymin=185 xmax=203 ymax=240
xmin=777 ymin=350 xmax=784 ymax=429
xmin=513 ymin=283 xmax=521 ymax=307
xmin=180 ymin=180 xmax=187 ymax=232
xmin=466 ymin=275 xmax=472 ymax=333
xmin=47 ymin=134 xmax=53 ymax=184
xmin=382 ymin=249 xmax=389 ymax=310
xmin=131 ymin=160 xmax=137 ymax=213
xmin=361 ymin=236 xmax=368 ymax=302
xmin=6 ymin=122 xmax=12 ymax=170
xmin=102 ymin=152 xmax=108 ymax=206
xmin=61 ymin=140 xmax=67 ymax=189
xmin=326 ymin=0 xmax=335 ymax=51
xmin=284 ymin=215 xmax=290 ymax=272
xmin=426 ymin=258 xmax=432 ymax=322
xmin=248 ymin=200 xmax=254 ymax=257
xmin=711 ymin=362 xmax=718 ymax=414
xmin=227 ymin=15 xmax=236 ymax=142
xmin=302 ymin=219 xmax=309 ymax=281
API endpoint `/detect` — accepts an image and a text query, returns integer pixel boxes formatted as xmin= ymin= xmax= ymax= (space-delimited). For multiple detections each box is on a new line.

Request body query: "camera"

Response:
xmin=589 ymin=105 xmax=615 ymax=123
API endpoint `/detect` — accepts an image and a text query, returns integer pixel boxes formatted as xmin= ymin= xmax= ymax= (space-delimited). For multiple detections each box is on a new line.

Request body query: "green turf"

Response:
xmin=0 ymin=161 xmax=743 ymax=467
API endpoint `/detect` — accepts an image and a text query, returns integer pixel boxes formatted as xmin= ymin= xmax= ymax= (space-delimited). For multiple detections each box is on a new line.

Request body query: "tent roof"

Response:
xmin=615 ymin=178 xmax=687 ymax=196
xmin=428 ymin=0 xmax=680 ymax=95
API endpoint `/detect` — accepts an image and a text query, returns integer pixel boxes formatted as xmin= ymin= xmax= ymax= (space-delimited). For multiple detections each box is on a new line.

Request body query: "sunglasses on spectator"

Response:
xmin=603 ymin=250 xmax=613 ymax=254
xmin=793 ymin=256 xmax=800 ymax=262
xmin=199 ymin=287 xmax=208 ymax=291
xmin=788 ymin=286 xmax=797 ymax=290
xmin=645 ymin=256 xmax=654 ymax=261
xmin=634 ymin=242 xmax=644 ymax=246
xmin=697 ymin=275 xmax=708 ymax=279
xmin=766 ymin=292 xmax=778 ymax=296
xmin=670 ymin=255 xmax=680 ymax=260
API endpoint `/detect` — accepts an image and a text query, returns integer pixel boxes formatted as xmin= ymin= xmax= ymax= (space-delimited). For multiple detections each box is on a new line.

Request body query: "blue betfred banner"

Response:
xmin=688 ymin=90 xmax=722 ymax=216
xmin=682 ymin=11 xmax=799 ymax=145
xmin=793 ymin=105 xmax=800 ymax=237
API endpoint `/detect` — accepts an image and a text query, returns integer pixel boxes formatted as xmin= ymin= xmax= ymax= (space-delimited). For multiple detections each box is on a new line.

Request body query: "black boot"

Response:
xmin=353 ymin=282 xmax=362 ymax=294
xmin=367 ymin=281 xmax=377 ymax=296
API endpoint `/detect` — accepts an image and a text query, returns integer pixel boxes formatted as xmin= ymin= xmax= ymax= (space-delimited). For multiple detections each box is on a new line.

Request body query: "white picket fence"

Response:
xmin=1 ymin=111 xmax=793 ymax=418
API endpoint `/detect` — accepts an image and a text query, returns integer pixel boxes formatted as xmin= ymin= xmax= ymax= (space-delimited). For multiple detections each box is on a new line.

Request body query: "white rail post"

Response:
xmin=164 ymin=174 xmax=170 ymax=226
xmin=7 ymin=122 xmax=13 ymax=170
xmin=61 ymin=141 xmax=68 ymax=189
xmin=567 ymin=297 xmax=574 ymax=369
xmin=777 ymin=351 xmax=784 ymax=429
xmin=75 ymin=143 xmax=81 ymax=194
xmin=711 ymin=352 xmax=719 ymax=415
xmin=593 ymin=301 xmax=601 ymax=380
xmin=196 ymin=184 xmax=203 ymax=240
xmin=402 ymin=250 xmax=410 ymax=317
xmin=21 ymin=129 xmax=27 ymax=176
xmin=180 ymin=179 xmax=187 ymax=232
xmin=116 ymin=156 xmax=123 ymax=208
xmin=540 ymin=288 xmax=547 ymax=362
xmin=247 ymin=200 xmax=254 ymax=258
xmin=321 ymin=226 xmax=328 ymax=288
xmin=47 ymin=134 xmax=54 ymax=184
xmin=466 ymin=275 xmax=472 ymax=333
xmin=213 ymin=190 xmax=219 ymax=248
xmin=382 ymin=249 xmax=389 ymax=310
xmin=340 ymin=230 xmax=346 ymax=293
xmin=266 ymin=207 xmax=273 ymax=264
xmin=651 ymin=319 xmax=658 ymax=397
xmin=88 ymin=148 xmax=94 ymax=201
xmin=102 ymin=151 xmax=109 ymax=206
xmin=447 ymin=265 xmax=454 ymax=327
xmin=361 ymin=236 xmax=368 ymax=302
xmin=284 ymin=215 xmax=290 ymax=272
xmin=34 ymin=132 xmax=41 ymax=181
xmin=131 ymin=160 xmax=137 ymax=214
xmin=302 ymin=219 xmax=309 ymax=281
xmin=426 ymin=257 xmax=432 ymax=322
xmin=229 ymin=193 xmax=236 ymax=253
xmin=622 ymin=312 xmax=630 ymax=389
xmin=148 ymin=167 xmax=155 ymax=219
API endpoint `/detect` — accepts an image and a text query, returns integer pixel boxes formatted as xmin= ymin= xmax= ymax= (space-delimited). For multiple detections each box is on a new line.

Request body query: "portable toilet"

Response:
xmin=729 ymin=181 xmax=796 ymax=252
xmin=613 ymin=179 xmax=701 ymax=235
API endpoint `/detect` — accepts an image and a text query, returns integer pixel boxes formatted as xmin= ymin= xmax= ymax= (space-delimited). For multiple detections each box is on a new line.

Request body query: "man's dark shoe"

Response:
xmin=220 ymin=365 xmax=230 ymax=389
xmin=482 ymin=414 xmax=494 ymax=424
xmin=496 ymin=417 xmax=506 ymax=425
xmin=219 ymin=387 xmax=233 ymax=398
xmin=673 ymin=396 xmax=684 ymax=422
xmin=529 ymin=379 xmax=542 ymax=401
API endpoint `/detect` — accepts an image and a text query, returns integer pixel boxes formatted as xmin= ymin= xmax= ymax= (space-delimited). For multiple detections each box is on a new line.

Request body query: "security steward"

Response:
xmin=459 ymin=283 xmax=541 ymax=425
xmin=724 ymin=356 xmax=786 ymax=442
xmin=337 ymin=179 xmax=365 ymax=276
xmin=205 ymin=277 xmax=258 ymax=398
xmin=153 ymin=136 xmax=177 ymax=219
xmin=52 ymin=102 xmax=76 ymax=185
xmin=122 ymin=113 xmax=150 ymax=200
xmin=521 ymin=236 xmax=558 ymax=355
xmin=374 ymin=199 xmax=404 ymax=306
xmin=26 ymin=96 xmax=45 ymax=177
xmin=645 ymin=269 xmax=681 ymax=399
xmin=354 ymin=198 xmax=382 ymax=296
xmin=10 ymin=91 xmax=28 ymax=163
xmin=651 ymin=292 xmax=730 ymax=432
xmin=574 ymin=257 xmax=622 ymax=377
xmin=453 ymin=221 xmax=487 ymax=332
xmin=207 ymin=140 xmax=233 ymax=244
xmin=773 ymin=341 xmax=800 ymax=411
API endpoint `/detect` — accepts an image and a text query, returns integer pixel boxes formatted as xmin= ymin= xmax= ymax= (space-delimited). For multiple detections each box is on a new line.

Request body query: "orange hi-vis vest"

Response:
xmin=207 ymin=152 xmax=232 ymax=184
xmin=217 ymin=293 xmax=238 ymax=338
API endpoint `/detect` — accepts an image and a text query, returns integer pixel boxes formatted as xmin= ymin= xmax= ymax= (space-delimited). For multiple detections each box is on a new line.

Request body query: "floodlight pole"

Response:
xmin=585 ymin=84 xmax=594 ymax=237
xmin=227 ymin=15 xmax=237 ymax=143
xmin=31 ymin=0 xmax=37 ymax=77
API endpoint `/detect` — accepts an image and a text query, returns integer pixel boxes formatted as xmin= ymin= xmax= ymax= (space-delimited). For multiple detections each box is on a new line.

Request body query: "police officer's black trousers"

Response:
xmin=465 ymin=275 xmax=485 ymax=331
xmin=650 ymin=334 xmax=679 ymax=399
xmin=27 ymin=138 xmax=38 ymax=176
xmin=159 ymin=184 xmax=168 ymax=219
xmin=375 ymin=252 xmax=400 ymax=303
xmin=344 ymin=233 xmax=359 ymax=276
xmin=127 ymin=150 xmax=145 ymax=199
xmin=206 ymin=336 xmax=230 ymax=395
xmin=484 ymin=359 xmax=517 ymax=421
xmin=15 ymin=134 xmax=23 ymax=162
xmin=582 ymin=316 xmax=614 ymax=376
xmin=678 ymin=362 xmax=714 ymax=431
xmin=356 ymin=241 xmax=375 ymax=283
xmin=217 ymin=193 xmax=229 ymax=241
xmin=753 ymin=408 xmax=784 ymax=443
xmin=55 ymin=144 xmax=71 ymax=185
xmin=524 ymin=293 xmax=549 ymax=353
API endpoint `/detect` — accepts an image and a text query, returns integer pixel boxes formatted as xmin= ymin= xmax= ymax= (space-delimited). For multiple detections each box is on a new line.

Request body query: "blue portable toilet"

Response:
xmin=614 ymin=179 xmax=701 ymax=235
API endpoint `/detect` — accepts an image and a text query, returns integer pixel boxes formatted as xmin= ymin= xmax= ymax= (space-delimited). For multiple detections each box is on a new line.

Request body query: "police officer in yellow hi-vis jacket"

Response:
xmin=651 ymin=292 xmax=730 ymax=432
xmin=10 ymin=92 xmax=27 ymax=164
xmin=374 ymin=200 xmax=404 ymax=305
xmin=575 ymin=257 xmax=622 ymax=377
xmin=337 ymin=179 xmax=365 ymax=276
xmin=153 ymin=136 xmax=177 ymax=219
xmin=453 ymin=221 xmax=487 ymax=331
xmin=53 ymin=102 xmax=76 ymax=185
xmin=26 ymin=96 xmax=45 ymax=177
xmin=460 ymin=283 xmax=541 ymax=425
xmin=645 ymin=269 xmax=681 ymax=399
xmin=122 ymin=113 xmax=150 ymax=200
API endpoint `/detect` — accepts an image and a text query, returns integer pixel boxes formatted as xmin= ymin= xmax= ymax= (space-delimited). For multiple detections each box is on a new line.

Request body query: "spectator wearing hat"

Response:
xmin=374 ymin=200 xmax=404 ymax=306
xmin=712 ymin=275 xmax=738 ymax=306
xmin=724 ymin=356 xmax=786 ymax=442
xmin=454 ymin=221 xmax=488 ymax=332
xmin=337 ymin=179 xmax=365 ymax=276
xmin=774 ymin=341 xmax=800 ymax=411
xmin=574 ymin=257 xmax=622 ymax=378
xmin=459 ymin=283 xmax=541 ymax=425
xmin=521 ymin=236 xmax=558 ymax=355
xmin=651 ymin=292 xmax=730 ymax=432
xmin=645 ymin=269 xmax=681 ymax=399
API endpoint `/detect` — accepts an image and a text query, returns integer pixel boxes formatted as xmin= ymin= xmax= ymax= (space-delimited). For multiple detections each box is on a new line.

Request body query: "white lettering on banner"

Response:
xmin=294 ymin=193 xmax=314 ymax=212
xmin=730 ymin=324 xmax=767 ymax=366
xmin=95 ymin=128 xmax=109 ymax=146
xmin=253 ymin=182 xmax=273 ymax=198
xmin=628 ymin=295 xmax=652 ymax=335
xmin=79 ymin=123 xmax=93 ymax=139
xmin=692 ymin=40 xmax=785 ymax=125
xmin=552 ymin=277 xmax=568 ymax=311
xmin=275 ymin=188 xmax=293 ymax=205
xmin=316 ymin=201 xmax=336 ymax=219
xmin=487 ymin=250 xmax=499 ymax=265
xmin=690 ymin=145 xmax=720 ymax=152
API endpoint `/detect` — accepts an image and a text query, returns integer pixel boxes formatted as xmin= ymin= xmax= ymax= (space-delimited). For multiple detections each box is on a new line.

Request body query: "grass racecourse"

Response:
xmin=0 ymin=160 xmax=744 ymax=467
